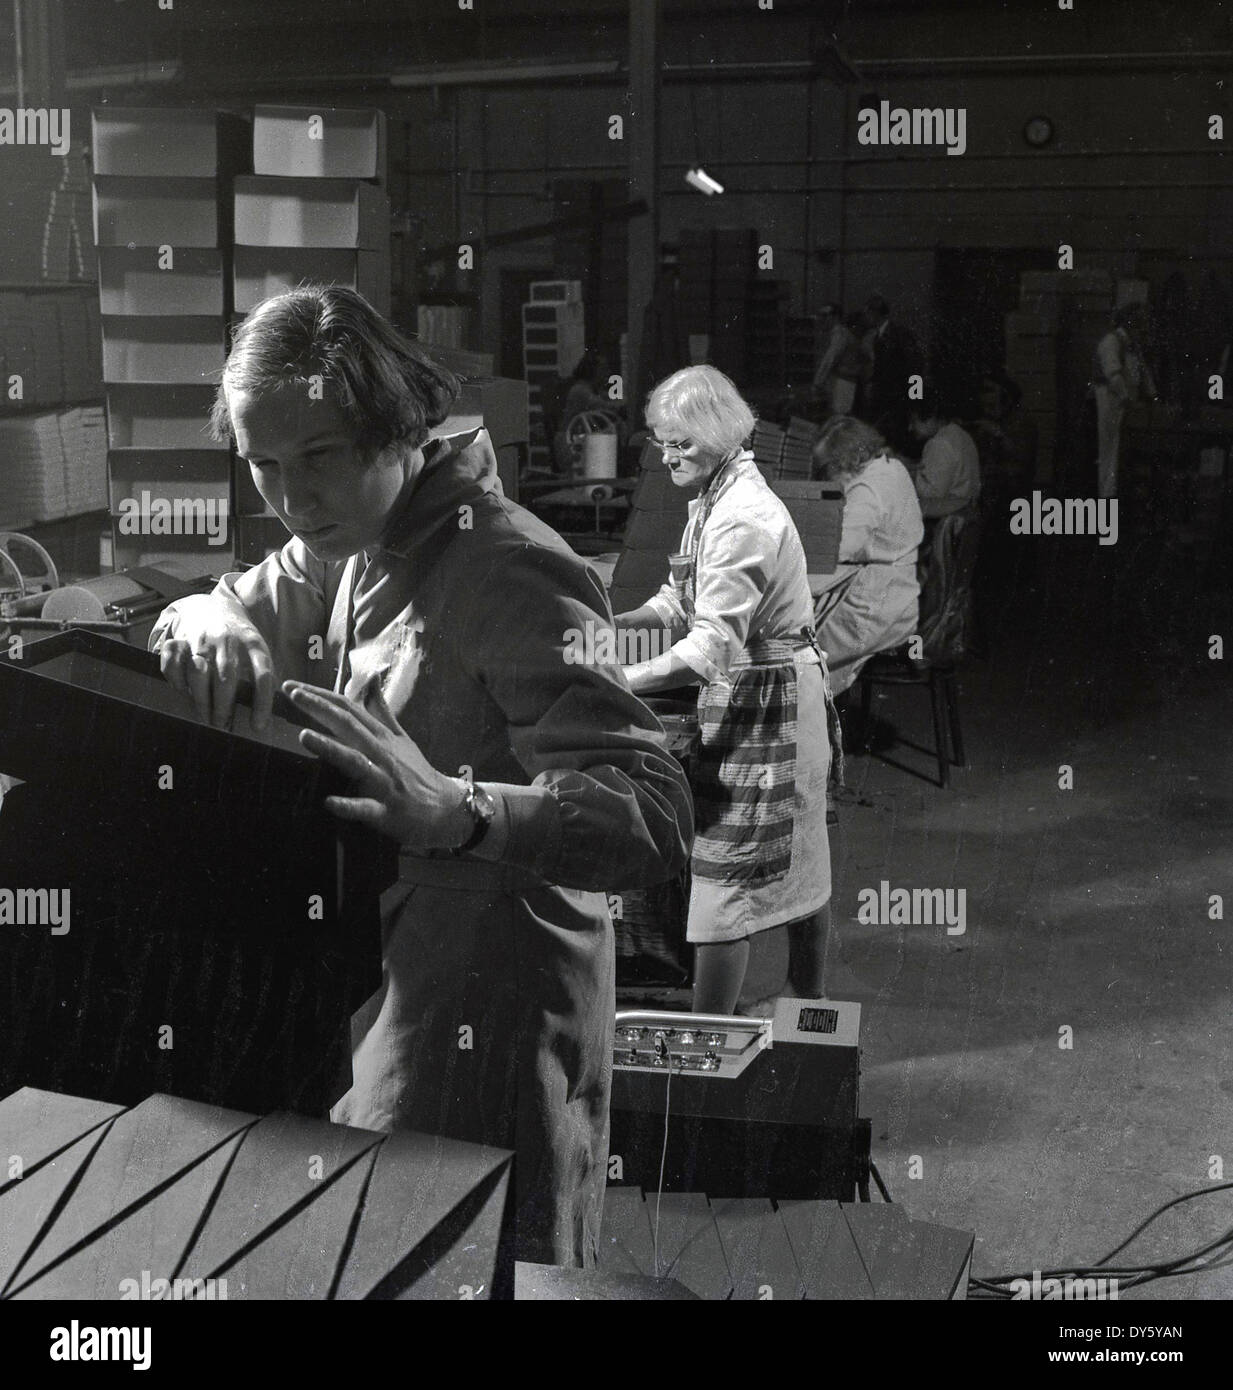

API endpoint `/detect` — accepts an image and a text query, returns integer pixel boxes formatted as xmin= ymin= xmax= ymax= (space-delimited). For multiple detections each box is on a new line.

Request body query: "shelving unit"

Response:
xmin=93 ymin=107 xmax=249 ymax=575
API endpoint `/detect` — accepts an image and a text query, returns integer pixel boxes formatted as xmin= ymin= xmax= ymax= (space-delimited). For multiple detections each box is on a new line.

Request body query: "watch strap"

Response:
xmin=452 ymin=778 xmax=494 ymax=855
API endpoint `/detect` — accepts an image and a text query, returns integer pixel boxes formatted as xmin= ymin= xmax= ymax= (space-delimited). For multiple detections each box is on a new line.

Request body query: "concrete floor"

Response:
xmin=808 ymin=526 xmax=1233 ymax=1299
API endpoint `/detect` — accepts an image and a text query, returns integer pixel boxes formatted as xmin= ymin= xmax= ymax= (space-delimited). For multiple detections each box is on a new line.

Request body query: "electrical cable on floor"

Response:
xmin=651 ymin=1040 xmax=674 ymax=1279
xmin=967 ymin=1178 xmax=1233 ymax=1298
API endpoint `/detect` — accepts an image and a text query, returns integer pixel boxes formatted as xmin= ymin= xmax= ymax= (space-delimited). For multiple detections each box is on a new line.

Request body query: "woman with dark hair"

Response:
xmin=614 ymin=366 xmax=836 ymax=1016
xmin=810 ymin=416 xmax=924 ymax=693
xmin=150 ymin=286 xmax=693 ymax=1267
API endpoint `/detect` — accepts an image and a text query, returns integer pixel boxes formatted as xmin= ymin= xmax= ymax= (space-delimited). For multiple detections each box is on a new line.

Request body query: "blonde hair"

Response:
xmin=645 ymin=366 xmax=756 ymax=458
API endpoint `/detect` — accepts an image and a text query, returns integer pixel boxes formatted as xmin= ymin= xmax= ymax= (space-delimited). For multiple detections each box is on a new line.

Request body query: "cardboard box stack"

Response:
xmin=0 ymin=408 xmax=107 ymax=526
xmin=770 ymin=478 xmax=845 ymax=574
xmin=751 ymin=418 xmax=786 ymax=478
xmin=750 ymin=416 xmax=821 ymax=480
xmin=782 ymin=416 xmax=822 ymax=478
xmin=94 ymin=107 xmax=248 ymax=573
xmin=0 ymin=139 xmax=104 ymax=529
xmin=522 ymin=280 xmax=585 ymax=471
xmin=0 ymin=288 xmax=101 ymax=411
xmin=231 ymin=105 xmax=391 ymax=562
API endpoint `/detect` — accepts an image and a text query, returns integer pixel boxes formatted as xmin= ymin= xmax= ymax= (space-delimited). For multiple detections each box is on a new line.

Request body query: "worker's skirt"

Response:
xmin=686 ymin=645 xmax=832 ymax=944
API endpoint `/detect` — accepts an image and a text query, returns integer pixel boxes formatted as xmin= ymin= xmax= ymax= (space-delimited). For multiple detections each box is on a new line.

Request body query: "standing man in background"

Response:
xmin=1092 ymin=303 xmax=1157 ymax=499
xmin=864 ymin=294 xmax=923 ymax=451
xmin=812 ymin=304 xmax=859 ymax=416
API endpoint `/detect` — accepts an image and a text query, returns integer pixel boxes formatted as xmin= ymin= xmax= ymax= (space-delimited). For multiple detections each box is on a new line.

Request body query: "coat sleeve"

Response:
xmin=148 ymin=537 xmax=337 ymax=686
xmin=458 ymin=543 xmax=694 ymax=892
xmin=669 ymin=512 xmax=779 ymax=684
xmin=837 ymin=475 xmax=882 ymax=564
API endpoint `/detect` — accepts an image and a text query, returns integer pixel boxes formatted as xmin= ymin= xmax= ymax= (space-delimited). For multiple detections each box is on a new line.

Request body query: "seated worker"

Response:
xmin=612 ymin=366 xmax=836 ymax=1017
xmin=149 ymin=286 xmax=693 ymax=1269
xmin=810 ymin=416 xmax=924 ymax=694
xmin=970 ymin=370 xmax=1037 ymax=503
xmin=907 ymin=387 xmax=982 ymax=518
xmin=553 ymin=348 xmax=625 ymax=471
xmin=562 ymin=349 xmax=616 ymax=424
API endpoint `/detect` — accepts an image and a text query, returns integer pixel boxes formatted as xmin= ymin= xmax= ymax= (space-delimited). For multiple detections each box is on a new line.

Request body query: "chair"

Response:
xmin=856 ymin=507 xmax=982 ymax=788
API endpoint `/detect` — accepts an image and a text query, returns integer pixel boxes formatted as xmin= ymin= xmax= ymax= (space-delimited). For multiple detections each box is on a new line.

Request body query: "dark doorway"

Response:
xmin=932 ymin=247 xmax=1056 ymax=417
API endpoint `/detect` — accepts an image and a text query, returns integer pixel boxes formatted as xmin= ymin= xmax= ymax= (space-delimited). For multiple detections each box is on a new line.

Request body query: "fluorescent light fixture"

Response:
xmin=685 ymin=166 xmax=724 ymax=196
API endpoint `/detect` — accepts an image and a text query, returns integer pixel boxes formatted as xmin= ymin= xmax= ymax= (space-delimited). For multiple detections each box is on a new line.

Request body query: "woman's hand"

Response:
xmin=159 ymin=603 xmax=275 ymax=730
xmin=283 ymin=679 xmax=472 ymax=851
xmin=624 ymin=649 xmax=699 ymax=695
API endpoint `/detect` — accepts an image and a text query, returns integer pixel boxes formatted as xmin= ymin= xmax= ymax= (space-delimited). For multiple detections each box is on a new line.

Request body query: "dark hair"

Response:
xmin=865 ymin=294 xmax=890 ymax=320
xmin=908 ymin=383 xmax=947 ymax=423
xmin=210 ymin=285 xmax=460 ymax=459
xmin=980 ymin=370 xmax=1022 ymax=412
xmin=571 ymin=348 xmax=603 ymax=382
xmin=811 ymin=415 xmax=888 ymax=480
xmin=1112 ymin=302 xmax=1144 ymax=330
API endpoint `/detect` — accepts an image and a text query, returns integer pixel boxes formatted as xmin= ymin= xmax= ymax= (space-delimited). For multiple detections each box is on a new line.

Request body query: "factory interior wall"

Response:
xmin=391 ymin=65 xmax=1228 ymax=379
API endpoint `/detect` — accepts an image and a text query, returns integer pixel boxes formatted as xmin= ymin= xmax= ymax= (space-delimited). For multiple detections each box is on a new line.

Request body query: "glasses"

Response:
xmin=654 ymin=436 xmax=693 ymax=455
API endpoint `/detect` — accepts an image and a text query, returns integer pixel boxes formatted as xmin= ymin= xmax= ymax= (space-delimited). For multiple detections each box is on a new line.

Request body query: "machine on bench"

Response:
xmin=608 ymin=997 xmax=871 ymax=1202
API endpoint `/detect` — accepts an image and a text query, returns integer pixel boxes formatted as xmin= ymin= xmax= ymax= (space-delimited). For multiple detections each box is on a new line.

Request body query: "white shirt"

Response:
xmin=915 ymin=421 xmax=981 ymax=518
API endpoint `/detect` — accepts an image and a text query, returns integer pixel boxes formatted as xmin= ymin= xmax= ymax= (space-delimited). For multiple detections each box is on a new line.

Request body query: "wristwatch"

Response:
xmin=451 ymin=777 xmax=497 ymax=855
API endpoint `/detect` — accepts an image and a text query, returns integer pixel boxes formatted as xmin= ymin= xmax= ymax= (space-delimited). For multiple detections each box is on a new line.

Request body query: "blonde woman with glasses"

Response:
xmin=615 ymin=366 xmax=838 ymax=1015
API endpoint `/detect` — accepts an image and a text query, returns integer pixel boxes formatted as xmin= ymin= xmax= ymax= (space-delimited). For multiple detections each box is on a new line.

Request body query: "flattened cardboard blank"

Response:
xmin=0 ymin=1088 xmax=123 ymax=1196
xmin=0 ymin=1093 xmax=518 ymax=1301
xmin=0 ymin=1124 xmax=114 ymax=1292
xmin=333 ymin=1128 xmax=515 ymax=1301
xmin=6 ymin=1095 xmax=253 ymax=1289
xmin=596 ymin=1185 xmax=657 ymax=1277
xmin=710 ymin=1197 xmax=804 ymax=1301
xmin=200 ymin=1144 xmax=381 ymax=1300
xmin=9 ymin=1135 xmax=246 ymax=1300
xmin=514 ymin=1261 xmax=698 ymax=1301
xmin=642 ymin=1191 xmax=733 ymax=1300
xmin=177 ymin=1111 xmax=382 ymax=1286
xmin=778 ymin=1200 xmax=878 ymax=1299
xmin=778 ymin=1199 xmax=973 ymax=1300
